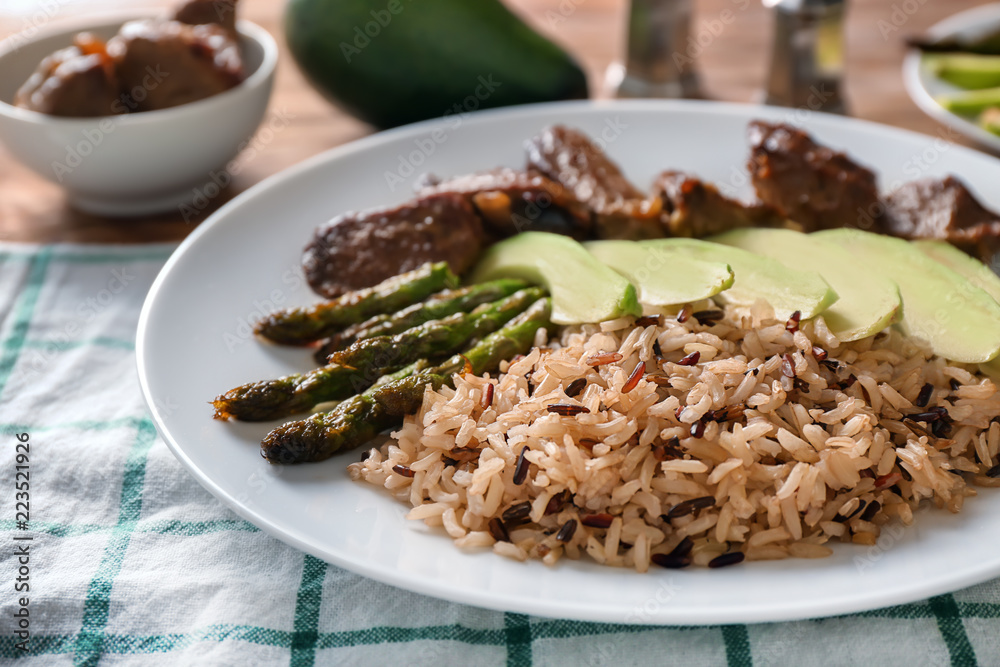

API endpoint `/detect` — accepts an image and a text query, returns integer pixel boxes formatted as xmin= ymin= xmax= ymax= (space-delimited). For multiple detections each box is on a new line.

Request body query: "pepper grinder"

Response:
xmin=611 ymin=0 xmax=701 ymax=99
xmin=763 ymin=0 xmax=847 ymax=114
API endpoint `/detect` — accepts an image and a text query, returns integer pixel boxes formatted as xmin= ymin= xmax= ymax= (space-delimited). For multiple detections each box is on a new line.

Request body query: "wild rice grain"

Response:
xmin=693 ymin=310 xmax=724 ymax=326
xmin=581 ymin=513 xmax=614 ymax=528
xmin=545 ymin=490 xmax=571 ymax=515
xmin=812 ymin=346 xmax=828 ymax=361
xmin=480 ymin=383 xmax=494 ymax=409
xmin=392 ymin=464 xmax=415 ymax=478
xmin=586 ymin=352 xmax=623 ymax=367
xmin=909 ymin=410 xmax=943 ymax=423
xmin=786 ymin=311 xmax=801 ymax=333
xmin=668 ymin=536 xmax=694 ymax=558
xmin=690 ymin=420 xmax=706 ymax=438
xmin=916 ymin=383 xmax=934 ymax=408
xmin=502 ymin=501 xmax=532 ymax=525
xmin=513 ymin=446 xmax=530 ymax=485
xmin=651 ymin=553 xmax=692 ymax=569
xmin=708 ymin=552 xmax=745 ymax=568
xmin=950 ymin=378 xmax=962 ymax=391
xmin=678 ymin=351 xmax=701 ymax=366
xmin=565 ymin=378 xmax=587 ymax=397
xmin=986 ymin=463 xmax=1000 ymax=478
xmin=860 ymin=500 xmax=881 ymax=522
xmin=636 ymin=315 xmax=662 ymax=327
xmin=556 ymin=519 xmax=577 ymax=542
xmin=665 ymin=496 xmax=716 ymax=519
xmin=547 ymin=404 xmax=590 ymax=416
xmin=677 ymin=304 xmax=693 ymax=323
xmin=623 ymin=362 xmax=645 ymax=393
xmin=488 ymin=517 xmax=511 ymax=542
xmin=781 ymin=354 xmax=796 ymax=378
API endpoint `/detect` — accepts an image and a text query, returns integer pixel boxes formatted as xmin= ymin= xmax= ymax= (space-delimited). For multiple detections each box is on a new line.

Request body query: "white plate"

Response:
xmin=903 ymin=3 xmax=1000 ymax=153
xmin=137 ymin=100 xmax=1000 ymax=625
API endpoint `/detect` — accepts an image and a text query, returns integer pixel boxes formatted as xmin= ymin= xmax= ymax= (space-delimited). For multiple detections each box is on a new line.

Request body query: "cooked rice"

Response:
xmin=348 ymin=300 xmax=1000 ymax=571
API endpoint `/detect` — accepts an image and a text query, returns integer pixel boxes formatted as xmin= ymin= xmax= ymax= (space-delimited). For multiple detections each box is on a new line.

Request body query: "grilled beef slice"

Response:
xmin=653 ymin=170 xmax=786 ymax=237
xmin=525 ymin=125 xmax=663 ymax=239
xmin=303 ymin=193 xmax=485 ymax=299
xmin=747 ymin=120 xmax=881 ymax=231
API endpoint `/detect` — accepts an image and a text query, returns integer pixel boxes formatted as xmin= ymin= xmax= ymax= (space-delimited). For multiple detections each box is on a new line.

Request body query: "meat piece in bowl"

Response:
xmin=653 ymin=170 xmax=786 ymax=237
xmin=416 ymin=168 xmax=592 ymax=239
xmin=303 ymin=194 xmax=486 ymax=299
xmin=747 ymin=120 xmax=881 ymax=231
xmin=106 ymin=19 xmax=244 ymax=112
xmin=14 ymin=33 xmax=120 ymax=117
xmin=883 ymin=176 xmax=1000 ymax=263
xmin=174 ymin=0 xmax=239 ymax=36
xmin=525 ymin=125 xmax=663 ymax=240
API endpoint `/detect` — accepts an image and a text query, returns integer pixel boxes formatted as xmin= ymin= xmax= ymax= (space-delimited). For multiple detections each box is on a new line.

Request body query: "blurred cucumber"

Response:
xmin=285 ymin=0 xmax=589 ymax=129
xmin=936 ymin=86 xmax=1000 ymax=116
xmin=927 ymin=54 xmax=1000 ymax=90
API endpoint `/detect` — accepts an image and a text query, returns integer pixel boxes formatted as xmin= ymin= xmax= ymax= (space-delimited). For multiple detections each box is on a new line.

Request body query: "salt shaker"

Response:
xmin=763 ymin=0 xmax=847 ymax=114
xmin=612 ymin=0 xmax=701 ymax=99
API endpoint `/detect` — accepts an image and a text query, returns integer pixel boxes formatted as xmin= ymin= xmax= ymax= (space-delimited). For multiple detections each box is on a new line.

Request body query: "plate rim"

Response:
xmin=136 ymin=98 xmax=1000 ymax=624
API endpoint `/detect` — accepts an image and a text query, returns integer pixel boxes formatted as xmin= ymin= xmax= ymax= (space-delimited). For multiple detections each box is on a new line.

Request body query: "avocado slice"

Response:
xmin=914 ymin=240 xmax=1000 ymax=376
xmin=469 ymin=232 xmax=641 ymax=325
xmin=926 ymin=54 xmax=1000 ymax=90
xmin=285 ymin=0 xmax=588 ymax=129
xmin=640 ymin=238 xmax=838 ymax=321
xmin=711 ymin=228 xmax=902 ymax=341
xmin=814 ymin=229 xmax=1000 ymax=363
xmin=584 ymin=240 xmax=734 ymax=309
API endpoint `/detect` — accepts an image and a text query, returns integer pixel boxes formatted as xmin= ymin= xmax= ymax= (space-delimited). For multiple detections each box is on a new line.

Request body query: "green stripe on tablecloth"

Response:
xmin=0 ymin=416 xmax=145 ymax=434
xmin=0 ymin=248 xmax=51 ymax=402
xmin=928 ymin=594 xmax=977 ymax=665
xmin=0 ymin=518 xmax=258 ymax=538
xmin=73 ymin=419 xmax=157 ymax=667
xmin=290 ymin=555 xmax=327 ymax=667
xmin=0 ymin=248 xmax=174 ymax=263
xmin=722 ymin=625 xmax=752 ymax=666
xmin=504 ymin=612 xmax=533 ymax=667
xmin=22 ymin=336 xmax=135 ymax=352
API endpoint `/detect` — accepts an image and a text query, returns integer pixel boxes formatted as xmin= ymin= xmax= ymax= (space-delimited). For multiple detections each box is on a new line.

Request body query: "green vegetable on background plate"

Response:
xmin=285 ymin=0 xmax=589 ymax=129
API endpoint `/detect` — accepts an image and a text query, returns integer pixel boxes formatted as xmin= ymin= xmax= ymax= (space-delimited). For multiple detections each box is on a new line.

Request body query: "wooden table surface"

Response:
xmin=0 ymin=0 xmax=989 ymax=244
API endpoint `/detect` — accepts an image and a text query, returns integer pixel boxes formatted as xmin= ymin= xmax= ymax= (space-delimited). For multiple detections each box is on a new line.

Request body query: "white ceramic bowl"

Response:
xmin=0 ymin=15 xmax=277 ymax=216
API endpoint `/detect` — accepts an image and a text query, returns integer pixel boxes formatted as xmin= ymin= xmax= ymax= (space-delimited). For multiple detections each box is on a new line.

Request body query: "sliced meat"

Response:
xmin=883 ymin=176 xmax=1000 ymax=262
xmin=653 ymin=170 xmax=786 ymax=237
xmin=14 ymin=34 xmax=120 ymax=117
xmin=747 ymin=120 xmax=881 ymax=231
xmin=303 ymin=193 xmax=485 ymax=298
xmin=416 ymin=168 xmax=591 ymax=239
xmin=106 ymin=19 xmax=243 ymax=112
xmin=174 ymin=0 xmax=239 ymax=36
xmin=525 ymin=125 xmax=663 ymax=240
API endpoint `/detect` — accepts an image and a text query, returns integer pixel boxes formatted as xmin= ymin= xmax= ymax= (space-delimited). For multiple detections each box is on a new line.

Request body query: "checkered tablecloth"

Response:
xmin=2 ymin=242 xmax=1000 ymax=666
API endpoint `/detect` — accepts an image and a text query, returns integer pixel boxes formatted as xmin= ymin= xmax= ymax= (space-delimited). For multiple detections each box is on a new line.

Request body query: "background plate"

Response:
xmin=903 ymin=3 xmax=1000 ymax=153
xmin=138 ymin=100 xmax=1000 ymax=624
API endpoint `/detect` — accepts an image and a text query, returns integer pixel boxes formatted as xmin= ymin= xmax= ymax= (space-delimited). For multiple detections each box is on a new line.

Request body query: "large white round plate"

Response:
xmin=138 ymin=100 xmax=1000 ymax=625
xmin=903 ymin=3 xmax=1000 ymax=153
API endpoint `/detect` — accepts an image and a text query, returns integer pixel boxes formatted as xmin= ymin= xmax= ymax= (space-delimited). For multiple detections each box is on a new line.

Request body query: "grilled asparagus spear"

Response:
xmin=213 ymin=288 xmax=544 ymax=421
xmin=313 ymin=279 xmax=529 ymax=364
xmin=261 ymin=297 xmax=553 ymax=464
xmin=255 ymin=262 xmax=459 ymax=345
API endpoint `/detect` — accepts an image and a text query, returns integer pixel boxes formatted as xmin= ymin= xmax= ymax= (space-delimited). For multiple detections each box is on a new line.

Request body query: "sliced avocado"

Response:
xmin=711 ymin=228 xmax=902 ymax=341
xmin=584 ymin=240 xmax=734 ymax=308
xmin=814 ymin=229 xmax=1000 ymax=363
xmin=935 ymin=86 xmax=1000 ymax=116
xmin=640 ymin=238 xmax=838 ymax=321
xmin=926 ymin=54 xmax=1000 ymax=90
xmin=914 ymin=240 xmax=1000 ymax=377
xmin=469 ymin=232 xmax=641 ymax=325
